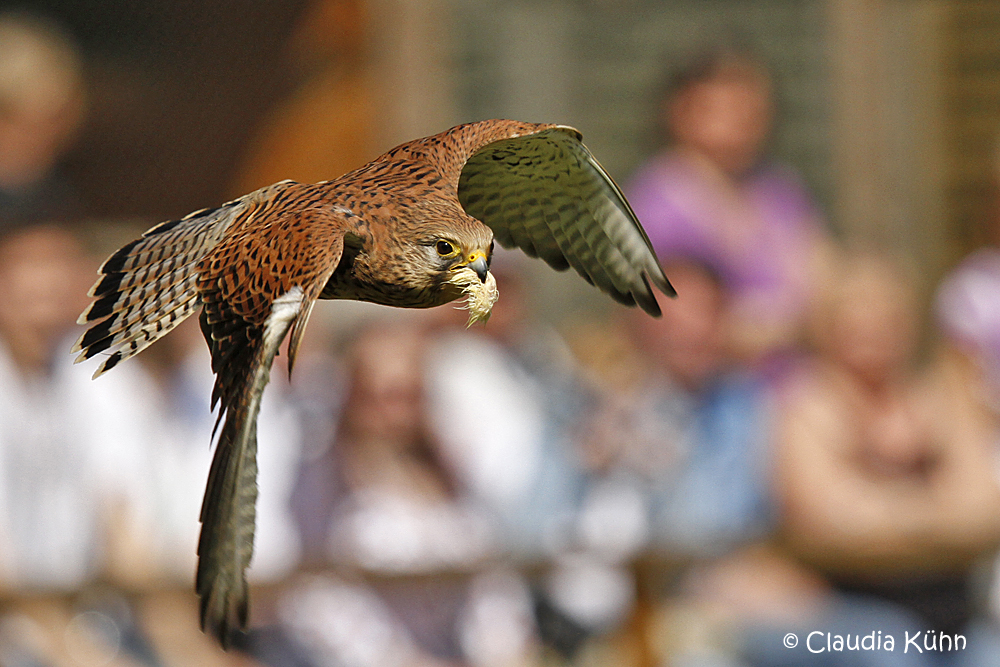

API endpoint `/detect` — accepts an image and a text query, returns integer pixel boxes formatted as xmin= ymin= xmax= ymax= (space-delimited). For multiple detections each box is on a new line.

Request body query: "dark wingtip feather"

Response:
xmin=82 ymin=291 xmax=119 ymax=323
xmin=664 ymin=279 xmax=677 ymax=298
xmin=78 ymin=315 xmax=118 ymax=355
xmin=633 ymin=275 xmax=662 ymax=317
xmin=198 ymin=588 xmax=211 ymax=631
xmin=541 ymin=254 xmax=571 ymax=271
xmin=601 ymin=285 xmax=634 ymax=307
xmin=88 ymin=271 xmax=124 ymax=299
xmin=97 ymin=238 xmax=141 ymax=276
xmin=653 ymin=267 xmax=677 ymax=299
xmin=238 ymin=595 xmax=250 ymax=628
xmin=101 ymin=350 xmax=124 ymax=372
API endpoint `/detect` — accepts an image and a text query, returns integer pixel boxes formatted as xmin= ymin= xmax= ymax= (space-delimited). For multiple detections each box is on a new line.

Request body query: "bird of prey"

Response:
xmin=73 ymin=119 xmax=674 ymax=645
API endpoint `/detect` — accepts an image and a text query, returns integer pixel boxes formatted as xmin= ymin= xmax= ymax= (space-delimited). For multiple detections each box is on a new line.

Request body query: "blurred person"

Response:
xmin=935 ymin=141 xmax=1000 ymax=407
xmin=777 ymin=255 xmax=1000 ymax=598
xmin=626 ymin=40 xmax=833 ymax=365
xmin=558 ymin=259 xmax=774 ymax=563
xmin=0 ymin=223 xmax=303 ymax=665
xmin=0 ymin=224 xmax=171 ymax=666
xmin=285 ymin=322 xmax=537 ymax=667
xmin=0 ymin=224 xmax=115 ymax=589
xmin=422 ymin=254 xmax=625 ymax=666
xmin=490 ymin=259 xmax=776 ymax=665
xmin=675 ymin=254 xmax=1000 ymax=667
xmin=637 ymin=260 xmax=775 ymax=555
xmin=558 ymin=260 xmax=776 ymax=560
xmin=933 ymin=145 xmax=1000 ymax=643
xmin=935 ymin=250 xmax=1000 ymax=407
xmin=424 ymin=254 xmax=653 ymax=662
xmin=638 ymin=254 xmax=1000 ymax=667
xmin=424 ymin=249 xmax=578 ymax=552
xmin=0 ymin=12 xmax=85 ymax=227
xmin=314 ymin=323 xmax=495 ymax=573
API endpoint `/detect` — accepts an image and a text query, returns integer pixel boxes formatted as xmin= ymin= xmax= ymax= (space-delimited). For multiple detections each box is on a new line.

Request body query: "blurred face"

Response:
xmin=668 ymin=68 xmax=773 ymax=176
xmin=631 ymin=262 xmax=725 ymax=389
xmin=0 ymin=226 xmax=88 ymax=372
xmin=824 ymin=260 xmax=916 ymax=385
xmin=344 ymin=328 xmax=426 ymax=441
xmin=0 ymin=92 xmax=82 ymax=188
xmin=0 ymin=17 xmax=85 ymax=189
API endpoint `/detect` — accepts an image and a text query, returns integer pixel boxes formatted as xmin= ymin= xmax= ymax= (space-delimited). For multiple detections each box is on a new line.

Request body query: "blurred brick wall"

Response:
xmin=450 ymin=0 xmax=834 ymax=217
xmin=942 ymin=0 xmax=1000 ymax=252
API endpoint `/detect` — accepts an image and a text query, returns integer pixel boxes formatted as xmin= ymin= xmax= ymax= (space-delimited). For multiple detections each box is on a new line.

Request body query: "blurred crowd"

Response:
xmin=4 ymin=10 xmax=1000 ymax=667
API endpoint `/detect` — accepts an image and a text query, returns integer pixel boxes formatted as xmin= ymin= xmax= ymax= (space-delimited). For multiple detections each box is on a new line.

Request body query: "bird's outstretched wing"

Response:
xmin=72 ymin=200 xmax=247 ymax=376
xmin=457 ymin=126 xmax=674 ymax=315
xmin=194 ymin=200 xmax=346 ymax=646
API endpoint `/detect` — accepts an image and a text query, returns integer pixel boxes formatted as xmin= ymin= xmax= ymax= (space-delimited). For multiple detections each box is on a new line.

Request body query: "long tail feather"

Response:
xmin=196 ymin=287 xmax=304 ymax=646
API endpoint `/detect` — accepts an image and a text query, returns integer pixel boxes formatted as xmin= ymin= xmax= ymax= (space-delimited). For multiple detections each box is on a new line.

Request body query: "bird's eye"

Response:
xmin=436 ymin=240 xmax=456 ymax=256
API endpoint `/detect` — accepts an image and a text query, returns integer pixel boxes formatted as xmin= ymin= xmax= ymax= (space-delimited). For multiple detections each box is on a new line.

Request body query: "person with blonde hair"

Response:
xmin=0 ymin=11 xmax=85 ymax=226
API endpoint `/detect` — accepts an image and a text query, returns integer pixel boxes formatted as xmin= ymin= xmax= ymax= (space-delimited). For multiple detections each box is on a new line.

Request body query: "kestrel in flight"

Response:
xmin=73 ymin=119 xmax=674 ymax=645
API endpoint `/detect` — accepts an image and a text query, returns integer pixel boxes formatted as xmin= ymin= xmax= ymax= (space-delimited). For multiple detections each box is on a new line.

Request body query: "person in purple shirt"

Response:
xmin=627 ymin=42 xmax=834 ymax=366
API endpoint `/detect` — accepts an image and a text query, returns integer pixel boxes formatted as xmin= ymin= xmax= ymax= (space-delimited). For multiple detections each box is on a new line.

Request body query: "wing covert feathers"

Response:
xmin=457 ymin=126 xmax=674 ymax=315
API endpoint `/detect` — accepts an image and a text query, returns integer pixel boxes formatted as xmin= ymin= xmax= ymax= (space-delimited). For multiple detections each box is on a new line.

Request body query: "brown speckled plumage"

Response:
xmin=73 ymin=119 xmax=673 ymax=646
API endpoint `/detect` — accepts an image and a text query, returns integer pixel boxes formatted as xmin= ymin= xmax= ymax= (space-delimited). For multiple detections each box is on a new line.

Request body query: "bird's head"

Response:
xmin=429 ymin=232 xmax=498 ymax=326
xmin=403 ymin=211 xmax=498 ymax=325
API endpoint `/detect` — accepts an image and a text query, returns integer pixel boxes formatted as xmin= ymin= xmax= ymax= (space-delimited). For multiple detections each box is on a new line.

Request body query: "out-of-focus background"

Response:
xmin=2 ymin=1 xmax=1000 ymax=666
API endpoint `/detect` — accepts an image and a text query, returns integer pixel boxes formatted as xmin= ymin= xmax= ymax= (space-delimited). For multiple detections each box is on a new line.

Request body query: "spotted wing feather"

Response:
xmin=71 ymin=182 xmax=306 ymax=377
xmin=72 ymin=202 xmax=248 ymax=375
xmin=457 ymin=127 xmax=674 ymax=315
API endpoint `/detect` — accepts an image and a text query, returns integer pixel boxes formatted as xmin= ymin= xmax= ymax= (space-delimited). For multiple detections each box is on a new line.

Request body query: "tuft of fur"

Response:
xmin=450 ymin=268 xmax=498 ymax=326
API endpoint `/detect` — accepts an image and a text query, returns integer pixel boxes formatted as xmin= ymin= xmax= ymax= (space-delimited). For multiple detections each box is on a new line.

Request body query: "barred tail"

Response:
xmin=73 ymin=201 xmax=244 ymax=377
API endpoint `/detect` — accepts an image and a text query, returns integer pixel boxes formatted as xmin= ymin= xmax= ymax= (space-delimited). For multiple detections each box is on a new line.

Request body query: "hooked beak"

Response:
xmin=467 ymin=253 xmax=489 ymax=283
